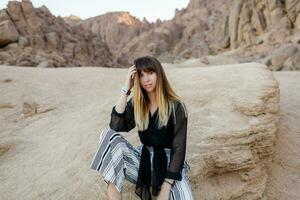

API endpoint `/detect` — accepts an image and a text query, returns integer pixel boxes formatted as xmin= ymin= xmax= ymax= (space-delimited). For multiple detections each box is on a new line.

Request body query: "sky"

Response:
xmin=0 ymin=0 xmax=189 ymax=22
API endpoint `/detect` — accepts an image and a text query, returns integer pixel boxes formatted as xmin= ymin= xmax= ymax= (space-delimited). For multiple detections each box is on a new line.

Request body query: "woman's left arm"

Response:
xmin=166 ymin=102 xmax=188 ymax=180
xmin=158 ymin=102 xmax=188 ymax=199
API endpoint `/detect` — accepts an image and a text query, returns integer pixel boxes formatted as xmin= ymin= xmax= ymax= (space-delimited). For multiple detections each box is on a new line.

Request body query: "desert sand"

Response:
xmin=0 ymin=63 xmax=299 ymax=200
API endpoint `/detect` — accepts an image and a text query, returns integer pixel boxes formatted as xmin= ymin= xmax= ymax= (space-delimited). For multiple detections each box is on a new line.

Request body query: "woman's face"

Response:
xmin=139 ymin=70 xmax=157 ymax=93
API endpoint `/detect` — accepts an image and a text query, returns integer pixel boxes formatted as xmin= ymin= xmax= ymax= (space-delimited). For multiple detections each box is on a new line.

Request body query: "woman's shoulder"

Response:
xmin=173 ymin=99 xmax=186 ymax=109
xmin=172 ymin=99 xmax=188 ymax=119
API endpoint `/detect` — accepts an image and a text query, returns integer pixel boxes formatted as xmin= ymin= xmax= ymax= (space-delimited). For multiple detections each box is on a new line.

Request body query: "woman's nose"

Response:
xmin=144 ymin=74 xmax=150 ymax=81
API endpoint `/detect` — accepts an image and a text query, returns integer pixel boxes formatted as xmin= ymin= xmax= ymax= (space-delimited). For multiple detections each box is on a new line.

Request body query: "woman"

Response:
xmin=90 ymin=56 xmax=194 ymax=200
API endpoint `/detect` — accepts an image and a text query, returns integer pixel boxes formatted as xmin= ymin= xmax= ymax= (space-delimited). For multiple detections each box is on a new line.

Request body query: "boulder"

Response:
xmin=45 ymin=32 xmax=59 ymax=50
xmin=102 ymin=63 xmax=280 ymax=199
xmin=36 ymin=60 xmax=53 ymax=68
xmin=2 ymin=0 xmax=113 ymax=67
xmin=0 ymin=20 xmax=19 ymax=46
xmin=282 ymin=51 xmax=300 ymax=71
xmin=0 ymin=9 xmax=10 ymax=21
xmin=270 ymin=44 xmax=299 ymax=70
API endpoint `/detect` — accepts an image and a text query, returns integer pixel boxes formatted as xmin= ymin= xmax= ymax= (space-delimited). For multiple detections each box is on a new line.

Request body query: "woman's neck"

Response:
xmin=147 ymin=91 xmax=157 ymax=106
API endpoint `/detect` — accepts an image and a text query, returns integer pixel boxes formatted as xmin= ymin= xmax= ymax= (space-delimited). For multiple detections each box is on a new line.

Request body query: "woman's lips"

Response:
xmin=145 ymin=84 xmax=152 ymax=88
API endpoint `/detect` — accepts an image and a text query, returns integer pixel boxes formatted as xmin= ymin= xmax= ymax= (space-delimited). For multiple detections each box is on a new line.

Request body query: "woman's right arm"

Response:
xmin=109 ymin=65 xmax=137 ymax=132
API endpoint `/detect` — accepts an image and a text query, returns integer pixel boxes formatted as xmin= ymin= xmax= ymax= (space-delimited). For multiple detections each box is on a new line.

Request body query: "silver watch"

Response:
xmin=121 ymin=86 xmax=129 ymax=95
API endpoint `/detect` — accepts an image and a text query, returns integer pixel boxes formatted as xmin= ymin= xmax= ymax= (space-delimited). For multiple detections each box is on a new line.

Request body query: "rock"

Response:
xmin=0 ymin=63 xmax=281 ymax=200
xmin=0 ymin=9 xmax=10 ymax=21
xmin=6 ymin=1 xmax=27 ymax=35
xmin=78 ymin=11 xmax=152 ymax=60
xmin=270 ymin=44 xmax=299 ymax=70
xmin=63 ymin=43 xmax=75 ymax=59
xmin=20 ymin=0 xmax=43 ymax=33
xmin=2 ymin=0 xmax=113 ymax=67
xmin=0 ymin=20 xmax=19 ymax=46
xmin=106 ymin=63 xmax=279 ymax=200
xmin=37 ymin=60 xmax=53 ymax=68
xmin=22 ymin=101 xmax=55 ymax=117
xmin=0 ymin=51 xmax=11 ymax=62
xmin=45 ymin=33 xmax=58 ymax=50
xmin=63 ymin=15 xmax=82 ymax=26
xmin=22 ymin=102 xmax=39 ymax=117
xmin=2 ymin=0 xmax=300 ymax=68
xmin=282 ymin=51 xmax=300 ymax=70
xmin=295 ymin=13 xmax=300 ymax=29
xmin=4 ymin=43 xmax=21 ymax=53
xmin=33 ymin=34 xmax=46 ymax=49
xmin=18 ymin=36 xmax=29 ymax=47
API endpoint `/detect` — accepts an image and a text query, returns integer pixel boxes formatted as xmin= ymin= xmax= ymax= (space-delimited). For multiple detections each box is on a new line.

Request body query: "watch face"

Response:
xmin=121 ymin=87 xmax=127 ymax=92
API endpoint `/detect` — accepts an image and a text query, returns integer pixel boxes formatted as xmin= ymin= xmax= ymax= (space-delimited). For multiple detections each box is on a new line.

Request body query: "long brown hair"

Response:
xmin=132 ymin=56 xmax=186 ymax=131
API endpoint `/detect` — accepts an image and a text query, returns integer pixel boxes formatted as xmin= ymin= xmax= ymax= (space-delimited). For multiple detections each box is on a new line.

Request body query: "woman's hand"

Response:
xmin=124 ymin=65 xmax=137 ymax=91
xmin=157 ymin=182 xmax=172 ymax=200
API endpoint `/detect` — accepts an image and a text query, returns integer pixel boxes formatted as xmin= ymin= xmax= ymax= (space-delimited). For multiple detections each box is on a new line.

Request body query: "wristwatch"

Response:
xmin=121 ymin=86 xmax=131 ymax=95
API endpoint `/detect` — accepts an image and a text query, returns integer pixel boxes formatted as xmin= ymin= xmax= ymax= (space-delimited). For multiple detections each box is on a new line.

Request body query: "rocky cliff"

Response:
xmin=109 ymin=0 xmax=300 ymax=69
xmin=0 ymin=0 xmax=113 ymax=67
xmin=1 ymin=0 xmax=300 ymax=69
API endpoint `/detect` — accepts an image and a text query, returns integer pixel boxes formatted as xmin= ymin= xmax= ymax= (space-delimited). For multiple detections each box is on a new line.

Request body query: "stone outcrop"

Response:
xmin=76 ymin=0 xmax=300 ymax=69
xmin=0 ymin=63 xmax=281 ymax=199
xmin=0 ymin=19 xmax=19 ymax=46
xmin=76 ymin=0 xmax=300 ymax=70
xmin=63 ymin=15 xmax=82 ymax=26
xmin=0 ymin=0 xmax=113 ymax=67
xmin=119 ymin=63 xmax=280 ymax=200
xmin=74 ymin=12 xmax=152 ymax=66
xmin=1 ymin=0 xmax=300 ymax=69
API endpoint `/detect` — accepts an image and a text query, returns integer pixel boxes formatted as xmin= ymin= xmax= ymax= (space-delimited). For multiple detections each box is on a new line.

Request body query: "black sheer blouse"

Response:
xmin=109 ymin=97 xmax=188 ymax=199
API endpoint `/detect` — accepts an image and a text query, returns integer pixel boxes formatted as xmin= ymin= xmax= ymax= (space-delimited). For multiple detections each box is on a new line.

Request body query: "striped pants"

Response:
xmin=90 ymin=127 xmax=195 ymax=200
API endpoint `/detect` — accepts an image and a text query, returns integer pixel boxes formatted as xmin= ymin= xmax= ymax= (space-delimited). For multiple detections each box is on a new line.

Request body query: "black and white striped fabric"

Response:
xmin=90 ymin=126 xmax=195 ymax=200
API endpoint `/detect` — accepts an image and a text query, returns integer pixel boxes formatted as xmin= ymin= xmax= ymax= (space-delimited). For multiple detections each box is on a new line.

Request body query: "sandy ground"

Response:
xmin=0 ymin=64 xmax=299 ymax=199
xmin=265 ymin=72 xmax=300 ymax=200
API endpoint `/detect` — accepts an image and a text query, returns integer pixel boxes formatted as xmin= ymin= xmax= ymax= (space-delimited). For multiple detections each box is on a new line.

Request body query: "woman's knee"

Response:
xmin=100 ymin=126 xmax=119 ymax=140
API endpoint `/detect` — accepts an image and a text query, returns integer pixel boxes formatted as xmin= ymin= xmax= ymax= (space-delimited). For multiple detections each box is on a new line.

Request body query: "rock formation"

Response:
xmin=1 ymin=0 xmax=300 ymax=69
xmin=0 ymin=0 xmax=113 ymax=67
xmin=72 ymin=12 xmax=153 ymax=66
xmin=74 ymin=0 xmax=300 ymax=70
xmin=63 ymin=15 xmax=82 ymax=26
xmin=0 ymin=63 xmax=281 ymax=199
xmin=120 ymin=63 xmax=281 ymax=199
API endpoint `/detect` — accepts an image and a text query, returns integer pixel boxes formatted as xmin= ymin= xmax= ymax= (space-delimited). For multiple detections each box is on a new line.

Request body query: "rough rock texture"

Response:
xmin=63 ymin=15 xmax=82 ymax=26
xmin=1 ymin=0 xmax=300 ymax=69
xmin=0 ymin=63 xmax=281 ymax=199
xmin=74 ymin=12 xmax=152 ymax=66
xmin=0 ymin=19 xmax=19 ymax=46
xmin=74 ymin=0 xmax=300 ymax=70
xmin=0 ymin=0 xmax=113 ymax=67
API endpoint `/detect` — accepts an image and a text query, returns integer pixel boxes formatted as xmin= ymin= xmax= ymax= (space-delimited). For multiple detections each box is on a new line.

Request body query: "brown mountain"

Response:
xmin=73 ymin=12 xmax=153 ymax=66
xmin=110 ymin=0 xmax=300 ymax=69
xmin=0 ymin=0 xmax=113 ymax=67
xmin=1 ymin=0 xmax=300 ymax=70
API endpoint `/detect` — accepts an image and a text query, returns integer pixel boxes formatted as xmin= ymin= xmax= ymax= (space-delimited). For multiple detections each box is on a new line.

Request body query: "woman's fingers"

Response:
xmin=128 ymin=65 xmax=137 ymax=80
xmin=131 ymin=70 xmax=137 ymax=79
xmin=129 ymin=65 xmax=136 ymax=70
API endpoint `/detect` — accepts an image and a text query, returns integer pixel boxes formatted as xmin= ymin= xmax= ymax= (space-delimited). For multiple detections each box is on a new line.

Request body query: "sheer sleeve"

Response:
xmin=165 ymin=101 xmax=188 ymax=180
xmin=109 ymin=98 xmax=136 ymax=132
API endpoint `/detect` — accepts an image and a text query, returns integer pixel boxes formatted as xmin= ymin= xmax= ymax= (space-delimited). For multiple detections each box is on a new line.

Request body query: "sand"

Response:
xmin=0 ymin=64 xmax=299 ymax=199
